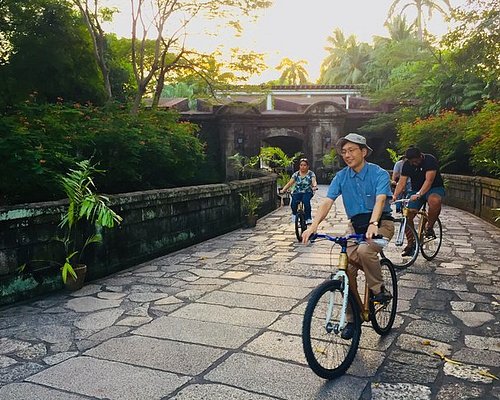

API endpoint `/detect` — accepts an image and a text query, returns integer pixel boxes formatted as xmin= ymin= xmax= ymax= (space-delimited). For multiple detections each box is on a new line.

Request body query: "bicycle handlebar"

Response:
xmin=310 ymin=233 xmax=385 ymax=244
xmin=392 ymin=198 xmax=411 ymax=204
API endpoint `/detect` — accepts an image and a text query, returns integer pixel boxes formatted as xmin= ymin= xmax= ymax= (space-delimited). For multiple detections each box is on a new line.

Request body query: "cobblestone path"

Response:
xmin=0 ymin=186 xmax=499 ymax=399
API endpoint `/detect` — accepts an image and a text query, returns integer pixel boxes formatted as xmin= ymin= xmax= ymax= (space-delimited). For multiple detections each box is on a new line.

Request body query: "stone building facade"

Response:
xmin=163 ymin=85 xmax=386 ymax=181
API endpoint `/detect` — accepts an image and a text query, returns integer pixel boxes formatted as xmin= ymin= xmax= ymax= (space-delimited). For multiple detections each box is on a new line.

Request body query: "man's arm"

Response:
xmin=392 ymin=176 xmax=408 ymax=200
xmin=366 ymin=194 xmax=386 ymax=239
xmin=301 ymin=197 xmax=335 ymax=243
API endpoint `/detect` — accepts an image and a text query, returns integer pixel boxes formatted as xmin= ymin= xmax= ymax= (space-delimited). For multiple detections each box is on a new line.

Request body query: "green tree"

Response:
xmin=366 ymin=16 xmax=427 ymax=92
xmin=71 ymin=0 xmax=119 ymax=101
xmin=276 ymin=58 xmax=310 ymax=85
xmin=128 ymin=0 xmax=272 ymax=114
xmin=319 ymin=29 xmax=371 ymax=84
xmin=0 ymin=0 xmax=105 ymax=107
xmin=388 ymin=0 xmax=452 ymax=41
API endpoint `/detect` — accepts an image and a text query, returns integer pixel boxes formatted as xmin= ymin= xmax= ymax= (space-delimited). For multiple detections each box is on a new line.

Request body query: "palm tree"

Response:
xmin=319 ymin=29 xmax=371 ymax=84
xmin=387 ymin=0 xmax=451 ymax=41
xmin=276 ymin=58 xmax=310 ymax=85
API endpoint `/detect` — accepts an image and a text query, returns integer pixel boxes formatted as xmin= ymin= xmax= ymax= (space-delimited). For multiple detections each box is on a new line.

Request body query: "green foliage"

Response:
xmin=227 ymin=153 xmax=260 ymax=178
xmin=386 ymin=148 xmax=400 ymax=163
xmin=57 ymin=160 xmax=122 ymax=282
xmin=0 ymin=0 xmax=105 ymax=108
xmin=276 ymin=58 xmax=310 ymax=85
xmin=398 ymin=110 xmax=470 ymax=173
xmin=276 ymin=172 xmax=291 ymax=189
xmin=0 ymin=103 xmax=206 ymax=205
xmin=319 ymin=29 xmax=371 ymax=84
xmin=321 ymin=149 xmax=338 ymax=167
xmin=259 ymin=147 xmax=301 ymax=170
xmin=19 ymin=160 xmax=122 ymax=283
xmin=239 ymin=191 xmax=263 ymax=217
xmin=464 ymin=101 xmax=500 ymax=177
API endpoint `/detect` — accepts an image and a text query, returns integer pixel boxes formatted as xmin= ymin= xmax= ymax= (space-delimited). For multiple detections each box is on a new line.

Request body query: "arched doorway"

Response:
xmin=262 ymin=136 xmax=303 ymax=158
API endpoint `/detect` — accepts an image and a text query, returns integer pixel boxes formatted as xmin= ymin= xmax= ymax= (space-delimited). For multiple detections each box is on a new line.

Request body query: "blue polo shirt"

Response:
xmin=327 ymin=162 xmax=392 ymax=219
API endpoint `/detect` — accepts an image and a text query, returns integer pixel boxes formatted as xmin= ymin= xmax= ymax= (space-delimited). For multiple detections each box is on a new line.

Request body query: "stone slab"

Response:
xmin=372 ymin=382 xmax=431 ymax=400
xmin=170 ymin=303 xmax=279 ymax=328
xmin=222 ymin=281 xmax=311 ymax=299
xmin=133 ymin=315 xmax=260 ymax=348
xmin=0 ymin=382 xmax=91 ymax=400
xmin=205 ymin=353 xmax=367 ymax=400
xmin=27 ymin=356 xmax=189 ymax=400
xmin=173 ymin=383 xmax=275 ymax=399
xmin=405 ymin=320 xmax=461 ymax=343
xmin=85 ymin=335 xmax=225 ymax=375
xmin=197 ymin=290 xmax=299 ymax=312
xmin=245 ymin=273 xmax=324 ymax=288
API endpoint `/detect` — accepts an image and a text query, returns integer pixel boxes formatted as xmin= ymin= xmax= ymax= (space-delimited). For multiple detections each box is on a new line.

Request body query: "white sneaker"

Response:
xmin=306 ymin=219 xmax=313 ymax=224
xmin=291 ymin=215 xmax=296 ymax=223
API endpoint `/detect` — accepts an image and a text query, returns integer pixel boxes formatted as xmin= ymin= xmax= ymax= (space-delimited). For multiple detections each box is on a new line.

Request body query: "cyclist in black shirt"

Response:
xmin=392 ymin=146 xmax=445 ymax=256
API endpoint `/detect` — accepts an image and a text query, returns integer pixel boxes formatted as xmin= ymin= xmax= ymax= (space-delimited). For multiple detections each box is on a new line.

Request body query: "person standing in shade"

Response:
xmin=302 ymin=133 xmax=394 ymax=340
xmin=392 ymin=146 xmax=445 ymax=256
xmin=280 ymin=158 xmax=317 ymax=224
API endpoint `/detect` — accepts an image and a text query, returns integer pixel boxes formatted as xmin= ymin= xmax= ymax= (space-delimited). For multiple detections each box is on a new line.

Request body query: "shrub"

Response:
xmin=465 ymin=101 xmax=500 ymax=177
xmin=0 ymin=102 xmax=206 ymax=205
xmin=398 ymin=110 xmax=470 ymax=173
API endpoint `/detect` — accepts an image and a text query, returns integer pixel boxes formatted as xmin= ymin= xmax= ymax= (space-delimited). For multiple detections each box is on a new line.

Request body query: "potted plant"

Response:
xmin=20 ymin=160 xmax=122 ymax=290
xmin=276 ymin=172 xmax=291 ymax=206
xmin=239 ymin=191 xmax=263 ymax=228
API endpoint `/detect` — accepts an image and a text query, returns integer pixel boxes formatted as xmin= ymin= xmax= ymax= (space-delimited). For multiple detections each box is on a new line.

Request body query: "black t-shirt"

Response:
xmin=401 ymin=154 xmax=444 ymax=191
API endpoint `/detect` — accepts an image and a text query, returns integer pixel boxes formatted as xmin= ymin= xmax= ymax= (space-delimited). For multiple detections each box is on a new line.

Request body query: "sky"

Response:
xmin=105 ymin=0 xmax=467 ymax=84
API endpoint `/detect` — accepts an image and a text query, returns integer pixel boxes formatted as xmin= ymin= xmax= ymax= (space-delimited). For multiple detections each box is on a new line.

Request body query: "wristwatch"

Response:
xmin=369 ymin=221 xmax=379 ymax=226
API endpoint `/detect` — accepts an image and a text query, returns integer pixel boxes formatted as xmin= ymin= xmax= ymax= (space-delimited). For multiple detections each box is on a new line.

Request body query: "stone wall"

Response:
xmin=443 ymin=174 xmax=500 ymax=227
xmin=0 ymin=175 xmax=277 ymax=305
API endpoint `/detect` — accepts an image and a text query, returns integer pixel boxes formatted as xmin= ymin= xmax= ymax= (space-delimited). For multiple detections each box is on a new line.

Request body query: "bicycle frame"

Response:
xmin=313 ymin=233 xmax=378 ymax=324
xmin=395 ymin=199 xmax=429 ymax=243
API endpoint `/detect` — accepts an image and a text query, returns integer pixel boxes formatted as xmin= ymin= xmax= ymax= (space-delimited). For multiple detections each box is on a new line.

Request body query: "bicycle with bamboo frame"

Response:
xmin=302 ymin=233 xmax=398 ymax=379
xmin=381 ymin=198 xmax=443 ymax=268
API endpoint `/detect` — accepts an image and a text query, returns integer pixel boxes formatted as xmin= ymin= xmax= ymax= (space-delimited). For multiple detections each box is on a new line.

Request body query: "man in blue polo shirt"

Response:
xmin=302 ymin=133 xmax=394 ymax=339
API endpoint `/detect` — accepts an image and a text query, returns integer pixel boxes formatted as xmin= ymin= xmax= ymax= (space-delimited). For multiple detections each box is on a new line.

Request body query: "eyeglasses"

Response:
xmin=340 ymin=147 xmax=360 ymax=156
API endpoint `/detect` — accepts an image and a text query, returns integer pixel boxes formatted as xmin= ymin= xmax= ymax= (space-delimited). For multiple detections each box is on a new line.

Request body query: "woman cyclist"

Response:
xmin=279 ymin=158 xmax=317 ymax=224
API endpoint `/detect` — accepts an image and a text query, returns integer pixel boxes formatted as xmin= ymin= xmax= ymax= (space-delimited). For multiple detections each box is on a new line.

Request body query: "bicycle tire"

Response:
xmin=420 ymin=217 xmax=443 ymax=261
xmin=370 ymin=258 xmax=398 ymax=335
xmin=302 ymin=279 xmax=361 ymax=379
xmin=295 ymin=210 xmax=306 ymax=242
xmin=380 ymin=218 xmax=419 ymax=269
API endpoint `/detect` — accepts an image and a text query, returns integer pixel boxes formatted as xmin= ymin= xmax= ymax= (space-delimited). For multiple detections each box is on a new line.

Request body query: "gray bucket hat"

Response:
xmin=336 ymin=133 xmax=373 ymax=157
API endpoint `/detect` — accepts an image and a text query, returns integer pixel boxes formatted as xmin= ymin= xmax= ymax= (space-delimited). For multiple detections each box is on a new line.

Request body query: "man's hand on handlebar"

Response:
xmin=301 ymin=226 xmax=317 ymax=244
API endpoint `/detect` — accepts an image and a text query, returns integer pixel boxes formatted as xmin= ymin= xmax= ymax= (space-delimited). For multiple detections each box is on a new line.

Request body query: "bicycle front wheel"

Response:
xmin=420 ymin=218 xmax=443 ymax=261
xmin=380 ymin=218 xmax=419 ymax=268
xmin=370 ymin=258 xmax=398 ymax=335
xmin=302 ymin=280 xmax=361 ymax=379
xmin=295 ymin=211 xmax=307 ymax=242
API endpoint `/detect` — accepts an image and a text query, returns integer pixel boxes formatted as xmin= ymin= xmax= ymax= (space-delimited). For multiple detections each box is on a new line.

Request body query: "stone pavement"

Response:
xmin=0 ymin=185 xmax=499 ymax=400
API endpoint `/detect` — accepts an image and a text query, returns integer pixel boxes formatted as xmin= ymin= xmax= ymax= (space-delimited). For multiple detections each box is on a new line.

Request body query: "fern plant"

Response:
xmin=19 ymin=160 xmax=122 ymax=284
xmin=58 ymin=160 xmax=122 ymax=282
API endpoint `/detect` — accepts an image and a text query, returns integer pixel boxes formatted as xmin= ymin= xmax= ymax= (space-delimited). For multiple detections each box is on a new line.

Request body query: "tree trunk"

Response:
xmin=152 ymin=68 xmax=166 ymax=109
xmin=131 ymin=83 xmax=147 ymax=115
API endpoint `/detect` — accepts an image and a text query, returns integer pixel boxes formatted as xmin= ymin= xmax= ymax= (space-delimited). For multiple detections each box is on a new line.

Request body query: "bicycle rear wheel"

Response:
xmin=302 ymin=280 xmax=361 ymax=379
xmin=370 ymin=258 xmax=398 ymax=335
xmin=420 ymin=217 xmax=443 ymax=260
xmin=295 ymin=210 xmax=307 ymax=242
xmin=380 ymin=218 xmax=419 ymax=268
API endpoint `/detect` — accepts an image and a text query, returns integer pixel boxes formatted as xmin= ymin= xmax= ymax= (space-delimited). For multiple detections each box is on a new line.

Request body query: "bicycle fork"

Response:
xmin=327 ymin=252 xmax=350 ymax=335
